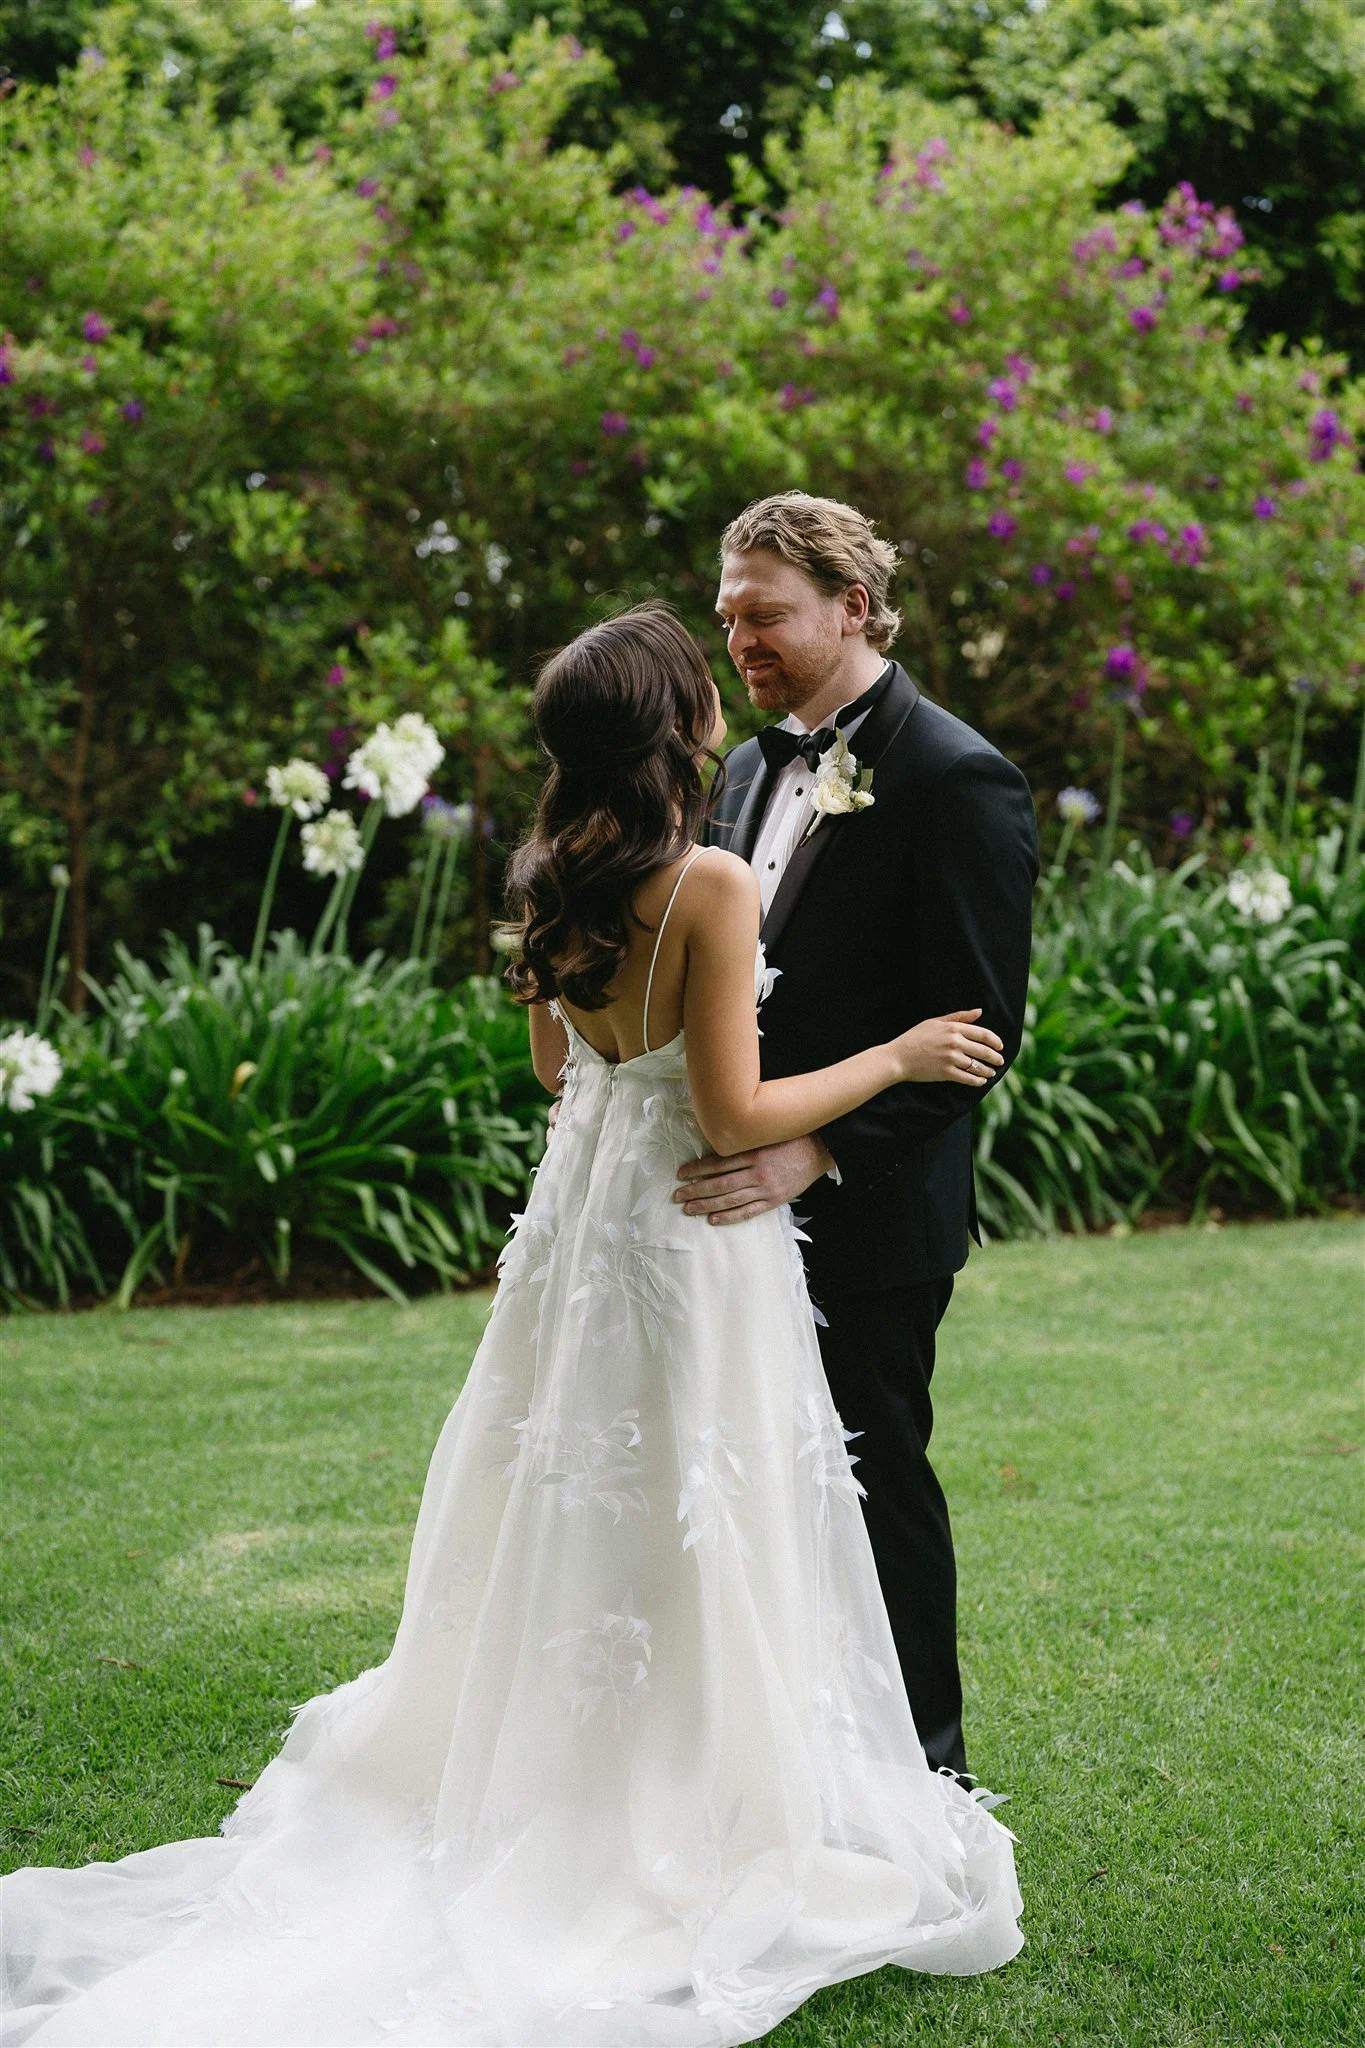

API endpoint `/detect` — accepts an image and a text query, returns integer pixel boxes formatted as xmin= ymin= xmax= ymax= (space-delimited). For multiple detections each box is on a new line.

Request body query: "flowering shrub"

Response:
xmin=0 ymin=2 xmax=1361 ymax=997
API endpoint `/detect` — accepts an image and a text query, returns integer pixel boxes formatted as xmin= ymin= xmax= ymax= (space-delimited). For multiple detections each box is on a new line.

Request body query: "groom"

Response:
xmin=679 ymin=491 xmax=1038 ymax=1787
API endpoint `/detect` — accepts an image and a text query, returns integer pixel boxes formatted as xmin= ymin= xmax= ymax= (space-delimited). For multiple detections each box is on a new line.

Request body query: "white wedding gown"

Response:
xmin=2 ymin=919 xmax=1023 ymax=2047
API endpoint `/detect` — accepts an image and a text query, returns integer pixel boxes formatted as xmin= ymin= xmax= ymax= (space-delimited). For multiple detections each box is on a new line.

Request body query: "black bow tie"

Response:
xmin=754 ymin=664 xmax=895 ymax=779
xmin=756 ymin=724 xmax=838 ymax=775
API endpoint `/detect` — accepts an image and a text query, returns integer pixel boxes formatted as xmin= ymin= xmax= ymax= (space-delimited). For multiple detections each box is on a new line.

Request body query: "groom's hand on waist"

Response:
xmin=673 ymin=1136 xmax=834 ymax=1225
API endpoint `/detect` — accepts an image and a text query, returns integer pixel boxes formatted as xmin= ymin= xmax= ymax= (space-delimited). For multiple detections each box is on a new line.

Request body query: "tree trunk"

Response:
xmin=62 ymin=658 xmax=98 ymax=1012
xmin=472 ymin=741 xmax=491 ymax=975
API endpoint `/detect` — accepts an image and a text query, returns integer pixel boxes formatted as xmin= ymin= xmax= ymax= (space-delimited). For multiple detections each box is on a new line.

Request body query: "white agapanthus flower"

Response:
xmin=1056 ymin=786 xmax=1100 ymax=826
xmin=49 ymin=863 xmax=71 ymax=888
xmin=301 ymin=809 xmax=365 ymax=879
xmin=344 ymin=715 xmax=444 ymax=819
xmin=265 ymin=758 xmax=330 ymax=819
xmin=0 ymin=1029 xmax=63 ymax=1112
xmin=1226 ymin=866 xmax=1293 ymax=925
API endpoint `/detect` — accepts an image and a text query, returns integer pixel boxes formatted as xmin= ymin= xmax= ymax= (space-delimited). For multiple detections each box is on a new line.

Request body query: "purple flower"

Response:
xmin=1092 ymin=406 xmax=1114 ymax=434
xmin=965 ymin=458 xmax=989 ymax=488
xmin=79 ymin=429 xmax=105 ymax=455
xmin=1073 ymin=225 xmax=1117 ymax=264
xmin=1169 ymin=522 xmax=1207 ymax=567
xmin=375 ymin=26 xmax=398 ymax=57
xmin=1217 ymin=269 xmax=1242 ymax=292
xmin=489 ymin=70 xmax=520 ymax=93
xmin=987 ymin=511 xmax=1017 ymax=539
xmin=977 ymin=417 xmax=998 ymax=448
xmin=357 ymin=178 xmax=380 ymax=198
xmin=1104 ymin=644 xmax=1139 ymax=681
xmin=816 ymin=282 xmax=840 ymax=319
xmin=1030 ymin=563 xmax=1053 ymax=585
xmin=0 ymin=347 xmax=11 ymax=386
xmin=1114 ymin=256 xmax=1146 ymax=279
xmin=987 ymin=376 xmax=1019 ymax=413
xmin=779 ymin=383 xmax=816 ymax=411
xmin=1253 ymin=495 xmax=1276 ymax=520
xmin=769 ymin=288 xmax=788 ymax=308
xmin=1129 ymin=305 xmax=1159 ymax=334
xmin=600 ymin=410 xmax=630 ymax=436
xmin=1004 ymin=353 xmax=1033 ymax=383
xmin=948 ymin=300 xmax=972 ymax=324
xmin=635 ymin=345 xmax=655 ymax=368
xmin=1064 ymin=460 xmax=1094 ymax=484
xmin=1309 ymin=408 xmax=1350 ymax=461
xmin=616 ymin=220 xmax=637 ymax=244
xmin=120 ymin=398 xmax=144 ymax=422
xmin=26 ymin=395 xmax=55 ymax=417
xmin=37 ymin=438 xmax=56 ymax=464
xmin=1127 ymin=519 xmax=1169 ymax=546
xmin=1236 ymin=392 xmax=1254 ymax=413
xmin=1169 ymin=810 xmax=1194 ymax=839
xmin=1000 ymin=458 xmax=1024 ymax=482
xmin=326 ymin=664 xmax=347 ymax=689
xmin=79 ymin=145 xmax=97 ymax=169
xmin=570 ymin=458 xmax=592 ymax=477
xmin=619 ymin=329 xmax=640 ymax=352
xmin=1056 ymin=580 xmax=1076 ymax=601
xmin=82 ymin=312 xmax=110 ymax=343
xmin=370 ymin=74 xmax=397 ymax=100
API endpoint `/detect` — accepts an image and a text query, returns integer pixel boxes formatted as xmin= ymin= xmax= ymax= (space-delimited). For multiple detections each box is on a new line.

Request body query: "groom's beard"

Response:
xmin=738 ymin=638 xmax=843 ymax=719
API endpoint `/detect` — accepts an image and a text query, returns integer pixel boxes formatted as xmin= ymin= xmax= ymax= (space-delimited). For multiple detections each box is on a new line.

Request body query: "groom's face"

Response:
xmin=715 ymin=549 xmax=846 ymax=717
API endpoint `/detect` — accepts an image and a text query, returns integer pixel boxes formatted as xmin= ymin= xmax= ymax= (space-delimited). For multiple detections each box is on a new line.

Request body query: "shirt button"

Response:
xmin=767 ymin=860 xmax=776 ymax=870
xmin=795 ymin=786 xmax=804 ymax=795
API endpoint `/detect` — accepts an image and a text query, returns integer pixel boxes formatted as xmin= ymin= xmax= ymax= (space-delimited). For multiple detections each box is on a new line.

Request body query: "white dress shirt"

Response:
xmin=750 ymin=666 xmax=888 ymax=1185
xmin=751 ymin=672 xmax=886 ymax=918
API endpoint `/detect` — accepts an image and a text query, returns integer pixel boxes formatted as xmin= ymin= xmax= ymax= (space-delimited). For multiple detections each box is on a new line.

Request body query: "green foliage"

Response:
xmin=977 ymin=833 xmax=1364 ymax=1237
xmin=0 ymin=932 xmax=544 ymax=1309
xmin=2 ymin=5 xmax=1362 ymax=1000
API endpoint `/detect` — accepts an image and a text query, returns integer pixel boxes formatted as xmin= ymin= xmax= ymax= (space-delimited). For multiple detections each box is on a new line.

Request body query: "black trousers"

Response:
xmin=812 ymin=1274 xmax=967 ymax=1780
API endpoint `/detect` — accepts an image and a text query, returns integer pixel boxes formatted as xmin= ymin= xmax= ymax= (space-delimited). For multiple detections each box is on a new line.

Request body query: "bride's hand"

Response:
xmin=892 ymin=1008 xmax=1005 ymax=1085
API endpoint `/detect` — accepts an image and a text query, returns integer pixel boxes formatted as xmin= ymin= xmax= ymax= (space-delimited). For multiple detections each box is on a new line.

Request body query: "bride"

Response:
xmin=1 ymin=601 xmax=1023 ymax=2047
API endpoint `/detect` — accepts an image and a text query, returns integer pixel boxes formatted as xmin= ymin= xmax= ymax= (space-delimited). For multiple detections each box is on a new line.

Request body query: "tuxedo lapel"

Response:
xmin=715 ymin=754 xmax=774 ymax=863
xmin=760 ymin=664 xmax=921 ymax=952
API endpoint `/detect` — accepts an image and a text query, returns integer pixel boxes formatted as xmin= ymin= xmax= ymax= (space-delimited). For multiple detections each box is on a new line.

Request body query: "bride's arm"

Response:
xmin=682 ymin=854 xmax=1001 ymax=1158
xmin=528 ymin=1000 xmax=571 ymax=1095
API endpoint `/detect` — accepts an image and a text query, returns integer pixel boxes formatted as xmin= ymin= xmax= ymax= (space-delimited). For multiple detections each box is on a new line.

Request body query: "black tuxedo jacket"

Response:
xmin=705 ymin=661 xmax=1038 ymax=1298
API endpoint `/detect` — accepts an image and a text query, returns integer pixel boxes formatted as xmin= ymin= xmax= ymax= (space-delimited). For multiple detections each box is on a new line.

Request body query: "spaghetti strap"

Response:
xmin=642 ymin=846 xmax=709 ymax=1053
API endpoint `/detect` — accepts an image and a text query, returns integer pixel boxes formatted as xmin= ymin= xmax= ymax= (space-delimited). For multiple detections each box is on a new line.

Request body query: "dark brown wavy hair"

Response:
xmin=501 ymin=600 xmax=726 ymax=1010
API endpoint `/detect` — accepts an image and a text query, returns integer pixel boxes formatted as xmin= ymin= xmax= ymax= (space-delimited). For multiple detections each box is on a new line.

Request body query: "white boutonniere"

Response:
xmin=809 ymin=730 xmax=875 ymax=819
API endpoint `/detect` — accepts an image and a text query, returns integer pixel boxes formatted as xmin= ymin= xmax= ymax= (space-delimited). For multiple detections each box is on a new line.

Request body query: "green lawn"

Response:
xmin=2 ymin=1219 xmax=1361 ymax=2046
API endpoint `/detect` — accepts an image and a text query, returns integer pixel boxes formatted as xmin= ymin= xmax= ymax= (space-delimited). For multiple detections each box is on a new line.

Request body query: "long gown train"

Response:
xmin=1 ymin=947 xmax=1023 ymax=2046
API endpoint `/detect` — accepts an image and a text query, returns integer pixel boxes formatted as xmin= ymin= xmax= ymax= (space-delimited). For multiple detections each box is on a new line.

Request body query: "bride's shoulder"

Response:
xmin=692 ymin=846 xmax=759 ymax=905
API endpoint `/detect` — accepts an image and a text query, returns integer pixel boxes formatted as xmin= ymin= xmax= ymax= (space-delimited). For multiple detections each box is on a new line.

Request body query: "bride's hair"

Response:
xmin=501 ymin=600 xmax=726 ymax=1010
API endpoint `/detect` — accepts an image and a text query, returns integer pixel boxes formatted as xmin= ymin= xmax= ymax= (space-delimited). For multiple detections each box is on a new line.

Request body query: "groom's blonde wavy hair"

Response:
xmin=719 ymin=492 xmax=902 ymax=652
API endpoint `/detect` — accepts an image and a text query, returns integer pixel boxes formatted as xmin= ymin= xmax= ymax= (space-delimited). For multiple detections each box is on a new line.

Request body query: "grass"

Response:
xmin=2 ymin=1217 xmax=1361 ymax=2046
